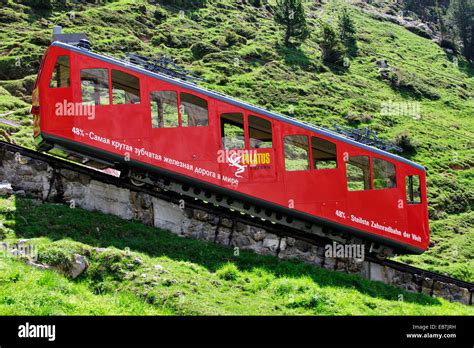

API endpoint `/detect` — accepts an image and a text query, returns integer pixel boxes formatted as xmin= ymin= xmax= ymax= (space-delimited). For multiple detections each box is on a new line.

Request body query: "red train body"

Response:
xmin=31 ymin=41 xmax=430 ymax=254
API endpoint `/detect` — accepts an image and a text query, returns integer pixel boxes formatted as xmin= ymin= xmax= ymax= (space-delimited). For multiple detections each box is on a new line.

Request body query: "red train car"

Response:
xmin=31 ymin=39 xmax=430 ymax=255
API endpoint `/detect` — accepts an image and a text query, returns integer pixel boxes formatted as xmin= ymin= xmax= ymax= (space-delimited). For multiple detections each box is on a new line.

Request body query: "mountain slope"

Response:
xmin=0 ymin=0 xmax=472 ymax=281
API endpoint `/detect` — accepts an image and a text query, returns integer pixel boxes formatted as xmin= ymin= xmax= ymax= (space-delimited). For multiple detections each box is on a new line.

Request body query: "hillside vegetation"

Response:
xmin=0 ymin=0 xmax=472 ymax=287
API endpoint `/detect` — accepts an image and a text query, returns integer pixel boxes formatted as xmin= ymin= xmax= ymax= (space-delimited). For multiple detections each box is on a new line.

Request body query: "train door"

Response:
xmin=281 ymin=128 xmax=314 ymax=212
xmin=42 ymin=51 xmax=73 ymax=135
xmin=405 ymin=173 xmax=429 ymax=247
xmin=217 ymin=104 xmax=250 ymax=188
xmin=246 ymin=114 xmax=277 ymax=183
xmin=308 ymin=135 xmax=346 ymax=219
xmin=148 ymin=88 xmax=187 ymax=161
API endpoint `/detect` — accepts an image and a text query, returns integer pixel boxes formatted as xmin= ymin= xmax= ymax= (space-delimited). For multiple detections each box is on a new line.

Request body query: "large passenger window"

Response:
xmin=111 ymin=70 xmax=140 ymax=104
xmin=311 ymin=136 xmax=337 ymax=169
xmin=406 ymin=175 xmax=421 ymax=204
xmin=221 ymin=113 xmax=245 ymax=149
xmin=81 ymin=69 xmax=109 ymax=105
xmin=50 ymin=56 xmax=70 ymax=88
xmin=346 ymin=156 xmax=371 ymax=191
xmin=180 ymin=93 xmax=208 ymax=126
xmin=150 ymin=91 xmax=179 ymax=128
xmin=248 ymin=115 xmax=272 ymax=148
xmin=284 ymin=135 xmax=309 ymax=171
xmin=373 ymin=158 xmax=397 ymax=189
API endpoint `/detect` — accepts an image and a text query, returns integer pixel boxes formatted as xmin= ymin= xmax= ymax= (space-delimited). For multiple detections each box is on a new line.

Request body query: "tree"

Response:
xmin=319 ymin=21 xmax=345 ymax=65
xmin=274 ymin=0 xmax=309 ymax=46
xmin=28 ymin=0 xmax=52 ymax=9
xmin=452 ymin=0 xmax=474 ymax=60
xmin=338 ymin=8 xmax=356 ymax=42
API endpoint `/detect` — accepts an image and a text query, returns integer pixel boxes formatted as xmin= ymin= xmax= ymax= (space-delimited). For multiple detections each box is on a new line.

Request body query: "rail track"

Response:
xmin=1 ymin=140 xmax=472 ymax=305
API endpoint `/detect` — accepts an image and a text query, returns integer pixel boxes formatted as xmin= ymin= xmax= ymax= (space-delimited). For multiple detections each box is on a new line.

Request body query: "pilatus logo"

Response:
xmin=218 ymin=149 xmax=271 ymax=178
xmin=226 ymin=152 xmax=245 ymax=178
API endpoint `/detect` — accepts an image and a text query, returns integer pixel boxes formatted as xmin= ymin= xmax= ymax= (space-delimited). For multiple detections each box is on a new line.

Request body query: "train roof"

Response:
xmin=50 ymin=41 xmax=425 ymax=171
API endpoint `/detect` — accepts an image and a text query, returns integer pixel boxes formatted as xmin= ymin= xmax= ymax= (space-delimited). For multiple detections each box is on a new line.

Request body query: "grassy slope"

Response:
xmin=1 ymin=195 xmax=473 ymax=315
xmin=0 ymin=0 xmax=472 ymax=281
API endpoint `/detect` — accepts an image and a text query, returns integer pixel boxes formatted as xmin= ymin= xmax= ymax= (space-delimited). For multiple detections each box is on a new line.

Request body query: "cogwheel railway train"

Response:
xmin=30 ymin=34 xmax=430 ymax=256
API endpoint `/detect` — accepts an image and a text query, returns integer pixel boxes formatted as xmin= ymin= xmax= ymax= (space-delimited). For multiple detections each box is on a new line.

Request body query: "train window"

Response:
xmin=50 ymin=56 xmax=70 ymax=88
xmin=406 ymin=175 xmax=421 ymax=204
xmin=150 ymin=91 xmax=179 ymax=128
xmin=80 ymin=69 xmax=109 ymax=105
xmin=311 ymin=137 xmax=337 ymax=169
xmin=221 ymin=113 xmax=245 ymax=149
xmin=373 ymin=158 xmax=397 ymax=189
xmin=180 ymin=93 xmax=208 ymax=127
xmin=248 ymin=116 xmax=272 ymax=148
xmin=346 ymin=156 xmax=371 ymax=191
xmin=284 ymin=135 xmax=309 ymax=171
xmin=111 ymin=70 xmax=140 ymax=104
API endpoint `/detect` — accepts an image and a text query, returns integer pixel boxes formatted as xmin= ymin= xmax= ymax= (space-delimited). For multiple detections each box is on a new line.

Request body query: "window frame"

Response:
xmin=310 ymin=135 xmax=338 ymax=170
xmin=372 ymin=157 xmax=397 ymax=190
xmin=406 ymin=175 xmax=422 ymax=204
xmin=179 ymin=92 xmax=209 ymax=127
xmin=248 ymin=114 xmax=273 ymax=149
xmin=49 ymin=55 xmax=71 ymax=89
xmin=283 ymin=134 xmax=310 ymax=172
xmin=220 ymin=112 xmax=246 ymax=150
xmin=111 ymin=69 xmax=141 ymax=105
xmin=150 ymin=90 xmax=180 ymax=129
xmin=80 ymin=68 xmax=111 ymax=106
xmin=345 ymin=155 xmax=372 ymax=191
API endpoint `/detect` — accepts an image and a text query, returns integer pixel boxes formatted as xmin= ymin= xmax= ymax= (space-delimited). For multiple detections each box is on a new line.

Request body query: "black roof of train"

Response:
xmin=50 ymin=41 xmax=425 ymax=171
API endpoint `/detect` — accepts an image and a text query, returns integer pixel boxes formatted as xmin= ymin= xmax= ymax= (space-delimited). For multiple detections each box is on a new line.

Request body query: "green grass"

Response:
xmin=0 ymin=195 xmax=472 ymax=315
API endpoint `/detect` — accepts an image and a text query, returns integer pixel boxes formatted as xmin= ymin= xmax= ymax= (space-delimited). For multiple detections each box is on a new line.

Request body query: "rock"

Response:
xmin=193 ymin=209 xmax=209 ymax=222
xmin=0 ymin=181 xmax=13 ymax=196
xmin=68 ymin=254 xmax=88 ymax=279
xmin=14 ymin=190 xmax=26 ymax=197
xmin=154 ymin=264 xmax=164 ymax=271
xmin=27 ymin=260 xmax=50 ymax=270
xmin=94 ymin=247 xmax=109 ymax=253
xmin=216 ymin=226 xmax=232 ymax=245
xmin=220 ymin=217 xmax=233 ymax=228
xmin=262 ymin=234 xmax=279 ymax=254
xmin=133 ymin=257 xmax=143 ymax=265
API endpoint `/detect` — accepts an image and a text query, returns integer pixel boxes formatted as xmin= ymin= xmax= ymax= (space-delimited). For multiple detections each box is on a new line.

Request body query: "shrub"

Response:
xmin=216 ymin=263 xmax=240 ymax=281
xmin=395 ymin=130 xmax=418 ymax=152
xmin=319 ymin=21 xmax=345 ymax=65
xmin=190 ymin=41 xmax=219 ymax=59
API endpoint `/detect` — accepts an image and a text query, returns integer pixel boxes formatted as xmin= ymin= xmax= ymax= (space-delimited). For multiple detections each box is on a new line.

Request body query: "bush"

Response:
xmin=28 ymin=0 xmax=52 ymax=9
xmin=216 ymin=263 xmax=240 ymax=281
xmin=395 ymin=130 xmax=418 ymax=152
xmin=190 ymin=41 xmax=219 ymax=59
xmin=388 ymin=69 xmax=441 ymax=100
xmin=319 ymin=21 xmax=345 ymax=65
